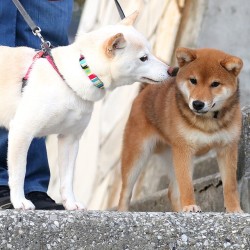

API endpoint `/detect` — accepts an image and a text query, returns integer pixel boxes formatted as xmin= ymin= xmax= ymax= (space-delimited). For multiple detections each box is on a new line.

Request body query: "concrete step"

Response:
xmin=129 ymin=173 xmax=224 ymax=212
xmin=193 ymin=151 xmax=218 ymax=180
xmin=157 ymin=152 xmax=219 ymax=191
xmin=1 ymin=210 xmax=249 ymax=249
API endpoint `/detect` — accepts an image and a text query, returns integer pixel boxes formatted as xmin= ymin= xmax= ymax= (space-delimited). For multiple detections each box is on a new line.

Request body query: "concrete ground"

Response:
xmin=0 ymin=210 xmax=249 ymax=250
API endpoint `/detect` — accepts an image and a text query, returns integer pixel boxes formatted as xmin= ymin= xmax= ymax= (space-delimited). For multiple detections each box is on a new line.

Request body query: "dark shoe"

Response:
xmin=0 ymin=186 xmax=64 ymax=210
xmin=0 ymin=185 xmax=13 ymax=209
xmin=25 ymin=192 xmax=65 ymax=210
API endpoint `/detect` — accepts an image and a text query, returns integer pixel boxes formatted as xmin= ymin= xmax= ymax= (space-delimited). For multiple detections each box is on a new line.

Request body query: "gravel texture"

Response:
xmin=0 ymin=210 xmax=249 ymax=250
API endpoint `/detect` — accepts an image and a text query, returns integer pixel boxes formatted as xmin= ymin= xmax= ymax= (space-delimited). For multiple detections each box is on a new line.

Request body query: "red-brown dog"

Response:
xmin=119 ymin=48 xmax=243 ymax=212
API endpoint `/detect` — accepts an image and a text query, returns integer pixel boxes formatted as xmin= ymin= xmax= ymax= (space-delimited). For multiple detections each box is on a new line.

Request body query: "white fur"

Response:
xmin=0 ymin=20 xmax=171 ymax=210
xmin=178 ymin=123 xmax=240 ymax=148
xmin=212 ymin=87 xmax=233 ymax=111
xmin=179 ymin=81 xmax=190 ymax=101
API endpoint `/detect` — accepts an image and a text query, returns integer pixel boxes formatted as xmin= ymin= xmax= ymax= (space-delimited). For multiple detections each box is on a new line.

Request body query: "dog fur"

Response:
xmin=118 ymin=47 xmax=243 ymax=213
xmin=0 ymin=12 xmax=172 ymax=210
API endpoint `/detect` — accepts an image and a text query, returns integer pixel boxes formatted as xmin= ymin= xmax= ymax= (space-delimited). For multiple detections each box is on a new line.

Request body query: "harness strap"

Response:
xmin=213 ymin=111 xmax=219 ymax=119
xmin=22 ymin=51 xmax=44 ymax=90
xmin=22 ymin=51 xmax=64 ymax=91
xmin=45 ymin=54 xmax=64 ymax=80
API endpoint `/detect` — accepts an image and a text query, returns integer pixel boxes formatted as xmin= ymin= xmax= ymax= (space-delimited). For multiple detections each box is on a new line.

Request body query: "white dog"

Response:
xmin=0 ymin=12 xmax=171 ymax=210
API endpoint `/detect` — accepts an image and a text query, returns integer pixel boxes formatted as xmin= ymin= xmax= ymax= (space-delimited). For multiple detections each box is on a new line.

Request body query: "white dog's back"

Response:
xmin=0 ymin=46 xmax=35 ymax=128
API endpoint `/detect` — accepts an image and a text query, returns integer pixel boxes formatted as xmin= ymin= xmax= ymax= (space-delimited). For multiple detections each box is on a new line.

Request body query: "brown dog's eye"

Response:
xmin=140 ymin=55 xmax=148 ymax=62
xmin=190 ymin=78 xmax=197 ymax=85
xmin=211 ymin=81 xmax=220 ymax=88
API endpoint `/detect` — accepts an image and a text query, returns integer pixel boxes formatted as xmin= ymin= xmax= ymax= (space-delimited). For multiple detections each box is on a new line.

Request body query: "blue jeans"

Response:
xmin=0 ymin=0 xmax=73 ymax=193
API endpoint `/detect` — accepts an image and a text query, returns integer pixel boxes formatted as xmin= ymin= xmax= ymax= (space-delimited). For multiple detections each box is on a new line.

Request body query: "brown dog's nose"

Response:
xmin=167 ymin=66 xmax=179 ymax=77
xmin=193 ymin=100 xmax=205 ymax=111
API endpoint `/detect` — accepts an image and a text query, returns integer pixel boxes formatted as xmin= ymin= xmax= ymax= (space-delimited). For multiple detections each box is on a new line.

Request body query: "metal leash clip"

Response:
xmin=32 ymin=26 xmax=51 ymax=53
xmin=12 ymin=0 xmax=52 ymax=53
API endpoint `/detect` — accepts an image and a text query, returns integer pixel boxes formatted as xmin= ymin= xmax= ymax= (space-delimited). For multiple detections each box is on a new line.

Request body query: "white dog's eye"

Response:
xmin=140 ymin=55 xmax=148 ymax=62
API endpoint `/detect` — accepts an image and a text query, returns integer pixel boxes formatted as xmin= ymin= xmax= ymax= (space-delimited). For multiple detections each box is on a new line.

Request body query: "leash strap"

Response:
xmin=12 ymin=0 xmax=38 ymax=34
xmin=13 ymin=0 xmax=126 ymax=32
xmin=11 ymin=0 xmax=51 ymax=53
xmin=114 ymin=0 xmax=126 ymax=19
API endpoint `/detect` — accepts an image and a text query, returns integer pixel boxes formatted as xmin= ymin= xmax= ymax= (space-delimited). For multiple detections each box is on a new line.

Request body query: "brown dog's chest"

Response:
xmin=177 ymin=121 xmax=239 ymax=153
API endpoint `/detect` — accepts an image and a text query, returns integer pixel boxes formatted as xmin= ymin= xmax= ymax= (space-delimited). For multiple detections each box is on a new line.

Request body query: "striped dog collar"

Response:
xmin=79 ymin=55 xmax=104 ymax=89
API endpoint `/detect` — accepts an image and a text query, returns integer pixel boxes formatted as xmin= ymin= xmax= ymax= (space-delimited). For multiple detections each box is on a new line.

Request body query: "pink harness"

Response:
xmin=22 ymin=50 xmax=64 ymax=90
xmin=22 ymin=51 xmax=105 ymax=91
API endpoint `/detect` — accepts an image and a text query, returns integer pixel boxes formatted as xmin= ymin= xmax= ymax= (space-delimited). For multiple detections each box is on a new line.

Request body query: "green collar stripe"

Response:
xmin=79 ymin=56 xmax=104 ymax=89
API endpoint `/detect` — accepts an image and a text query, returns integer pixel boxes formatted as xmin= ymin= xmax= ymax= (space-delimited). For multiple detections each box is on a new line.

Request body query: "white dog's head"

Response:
xmin=75 ymin=11 xmax=173 ymax=90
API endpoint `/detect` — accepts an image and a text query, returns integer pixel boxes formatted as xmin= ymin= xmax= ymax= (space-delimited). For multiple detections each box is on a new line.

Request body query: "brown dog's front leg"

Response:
xmin=216 ymin=143 xmax=243 ymax=213
xmin=172 ymin=146 xmax=201 ymax=212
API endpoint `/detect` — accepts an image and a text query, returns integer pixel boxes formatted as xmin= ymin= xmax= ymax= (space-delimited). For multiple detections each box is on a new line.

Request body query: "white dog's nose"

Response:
xmin=167 ymin=66 xmax=179 ymax=77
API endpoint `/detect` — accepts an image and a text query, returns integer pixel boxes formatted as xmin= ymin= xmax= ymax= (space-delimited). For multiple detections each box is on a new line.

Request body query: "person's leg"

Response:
xmin=0 ymin=128 xmax=50 ymax=185
xmin=0 ymin=2 xmax=17 ymax=198
xmin=0 ymin=128 xmax=9 ymax=187
xmin=0 ymin=1 xmax=50 ymax=195
xmin=0 ymin=128 xmax=52 ymax=209
xmin=0 ymin=1 xmax=16 ymax=46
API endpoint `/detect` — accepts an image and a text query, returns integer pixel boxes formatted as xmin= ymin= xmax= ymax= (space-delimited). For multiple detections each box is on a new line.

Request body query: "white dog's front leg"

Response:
xmin=8 ymin=128 xmax=35 ymax=210
xmin=58 ymin=134 xmax=85 ymax=210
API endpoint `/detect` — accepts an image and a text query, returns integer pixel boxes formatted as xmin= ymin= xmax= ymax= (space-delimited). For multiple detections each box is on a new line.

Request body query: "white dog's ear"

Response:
xmin=104 ymin=33 xmax=126 ymax=57
xmin=176 ymin=47 xmax=196 ymax=67
xmin=119 ymin=11 xmax=139 ymax=26
xmin=221 ymin=56 xmax=243 ymax=76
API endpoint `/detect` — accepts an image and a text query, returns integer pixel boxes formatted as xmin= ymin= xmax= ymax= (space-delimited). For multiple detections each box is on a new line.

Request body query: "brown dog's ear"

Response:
xmin=119 ymin=11 xmax=139 ymax=26
xmin=176 ymin=47 xmax=196 ymax=67
xmin=221 ymin=56 xmax=243 ymax=76
xmin=104 ymin=33 xmax=126 ymax=57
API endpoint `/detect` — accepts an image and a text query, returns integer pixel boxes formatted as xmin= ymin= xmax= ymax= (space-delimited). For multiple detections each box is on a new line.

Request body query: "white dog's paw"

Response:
xmin=182 ymin=205 xmax=201 ymax=213
xmin=64 ymin=200 xmax=86 ymax=210
xmin=12 ymin=198 xmax=35 ymax=210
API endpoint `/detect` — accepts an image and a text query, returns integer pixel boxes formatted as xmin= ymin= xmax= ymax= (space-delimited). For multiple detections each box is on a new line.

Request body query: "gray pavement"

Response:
xmin=0 ymin=210 xmax=249 ymax=250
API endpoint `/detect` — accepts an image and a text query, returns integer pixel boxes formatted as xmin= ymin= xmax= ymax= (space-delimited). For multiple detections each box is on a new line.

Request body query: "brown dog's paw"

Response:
xmin=226 ymin=207 xmax=244 ymax=213
xmin=182 ymin=205 xmax=201 ymax=213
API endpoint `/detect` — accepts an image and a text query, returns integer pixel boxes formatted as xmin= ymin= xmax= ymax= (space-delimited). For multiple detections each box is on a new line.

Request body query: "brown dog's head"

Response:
xmin=175 ymin=47 xmax=243 ymax=114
